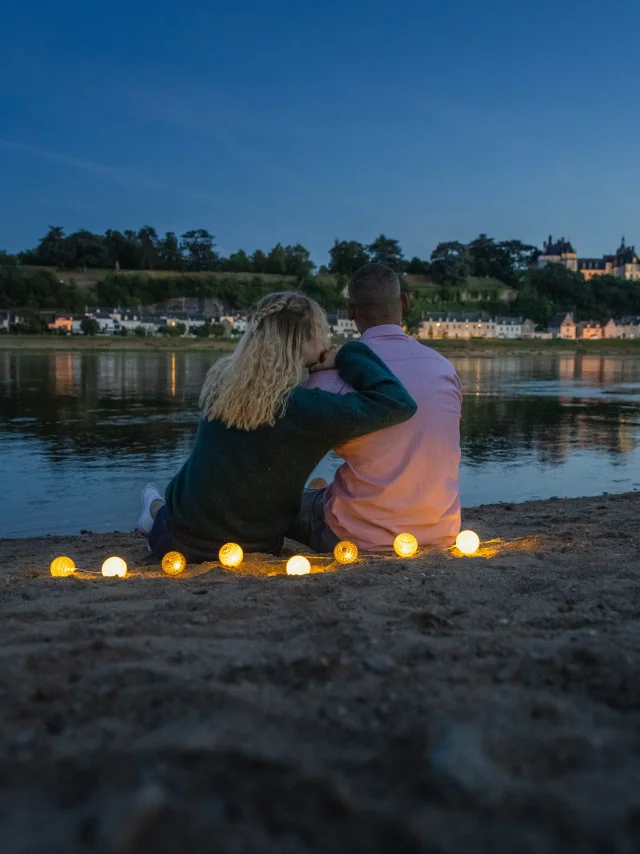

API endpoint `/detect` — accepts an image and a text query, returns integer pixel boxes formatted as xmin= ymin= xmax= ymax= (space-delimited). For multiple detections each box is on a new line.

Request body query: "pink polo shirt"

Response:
xmin=306 ymin=325 xmax=462 ymax=551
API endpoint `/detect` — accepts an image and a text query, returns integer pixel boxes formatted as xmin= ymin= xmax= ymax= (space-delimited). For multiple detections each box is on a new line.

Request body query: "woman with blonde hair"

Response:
xmin=138 ymin=291 xmax=416 ymax=560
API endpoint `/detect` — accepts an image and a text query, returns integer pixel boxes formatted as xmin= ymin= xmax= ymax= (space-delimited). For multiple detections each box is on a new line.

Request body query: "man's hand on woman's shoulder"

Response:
xmin=309 ymin=345 xmax=341 ymax=373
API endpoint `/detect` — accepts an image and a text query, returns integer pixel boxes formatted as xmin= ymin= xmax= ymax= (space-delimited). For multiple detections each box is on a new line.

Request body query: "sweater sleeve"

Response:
xmin=296 ymin=341 xmax=417 ymax=446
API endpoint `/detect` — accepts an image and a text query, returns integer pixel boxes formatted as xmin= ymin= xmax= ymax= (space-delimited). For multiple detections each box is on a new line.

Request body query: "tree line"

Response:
xmin=8 ymin=226 xmax=411 ymax=277
xmin=3 ymin=226 xmax=540 ymax=280
xmin=3 ymin=227 xmax=640 ymax=325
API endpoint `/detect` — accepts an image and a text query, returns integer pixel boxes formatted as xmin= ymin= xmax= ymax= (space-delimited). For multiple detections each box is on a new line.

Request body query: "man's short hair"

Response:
xmin=348 ymin=263 xmax=401 ymax=314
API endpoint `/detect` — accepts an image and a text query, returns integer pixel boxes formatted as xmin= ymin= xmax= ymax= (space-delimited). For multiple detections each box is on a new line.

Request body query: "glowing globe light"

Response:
xmin=286 ymin=555 xmax=311 ymax=576
xmin=50 ymin=556 xmax=76 ymax=577
xmin=161 ymin=551 xmax=186 ymax=576
xmin=101 ymin=556 xmax=128 ymax=578
xmin=394 ymin=533 xmax=418 ymax=558
xmin=333 ymin=541 xmax=359 ymax=565
xmin=219 ymin=543 xmax=243 ymax=568
xmin=456 ymin=530 xmax=480 ymax=556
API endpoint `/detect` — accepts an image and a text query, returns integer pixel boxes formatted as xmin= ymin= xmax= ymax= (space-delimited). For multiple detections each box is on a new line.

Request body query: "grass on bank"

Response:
xmin=3 ymin=335 xmax=640 ymax=355
xmin=427 ymin=337 xmax=640 ymax=355
xmin=0 ymin=335 xmax=238 ymax=352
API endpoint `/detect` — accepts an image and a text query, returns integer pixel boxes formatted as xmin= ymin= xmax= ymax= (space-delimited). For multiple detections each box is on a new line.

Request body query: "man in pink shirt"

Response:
xmin=292 ymin=262 xmax=462 ymax=552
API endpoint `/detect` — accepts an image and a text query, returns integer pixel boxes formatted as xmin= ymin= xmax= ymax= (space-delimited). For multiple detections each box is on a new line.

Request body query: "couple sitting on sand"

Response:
xmin=137 ymin=263 xmax=462 ymax=560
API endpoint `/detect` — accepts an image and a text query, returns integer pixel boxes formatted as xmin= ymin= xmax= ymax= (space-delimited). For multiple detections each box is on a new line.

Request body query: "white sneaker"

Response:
xmin=137 ymin=482 xmax=163 ymax=534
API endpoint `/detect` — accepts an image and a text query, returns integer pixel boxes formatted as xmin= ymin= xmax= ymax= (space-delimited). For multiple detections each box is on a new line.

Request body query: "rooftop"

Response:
xmin=542 ymin=235 xmax=576 ymax=256
xmin=547 ymin=312 xmax=574 ymax=327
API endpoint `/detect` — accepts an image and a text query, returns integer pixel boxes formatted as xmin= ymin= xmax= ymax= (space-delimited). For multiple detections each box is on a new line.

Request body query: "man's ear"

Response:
xmin=347 ymin=300 xmax=356 ymax=321
xmin=400 ymin=292 xmax=410 ymax=314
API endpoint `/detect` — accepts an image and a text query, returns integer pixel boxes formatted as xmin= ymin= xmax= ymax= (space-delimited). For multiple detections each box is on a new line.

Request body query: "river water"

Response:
xmin=1 ymin=350 xmax=640 ymax=537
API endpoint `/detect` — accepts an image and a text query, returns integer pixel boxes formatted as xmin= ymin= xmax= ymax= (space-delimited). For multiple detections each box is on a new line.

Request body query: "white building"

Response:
xmin=336 ymin=310 xmax=360 ymax=338
xmin=0 ymin=310 xmax=25 ymax=331
xmin=418 ymin=313 xmax=497 ymax=340
xmin=93 ymin=310 xmax=121 ymax=334
xmin=186 ymin=315 xmax=208 ymax=334
xmin=119 ymin=312 xmax=159 ymax=335
xmin=166 ymin=315 xmax=207 ymax=334
xmin=520 ymin=319 xmax=538 ymax=339
xmin=494 ymin=317 xmax=523 ymax=339
xmin=601 ymin=319 xmax=624 ymax=339
xmin=71 ymin=315 xmax=87 ymax=334
xmin=617 ymin=317 xmax=640 ymax=339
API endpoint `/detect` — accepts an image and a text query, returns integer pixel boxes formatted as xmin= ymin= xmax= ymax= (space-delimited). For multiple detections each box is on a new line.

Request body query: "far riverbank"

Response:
xmin=2 ymin=334 xmax=640 ymax=356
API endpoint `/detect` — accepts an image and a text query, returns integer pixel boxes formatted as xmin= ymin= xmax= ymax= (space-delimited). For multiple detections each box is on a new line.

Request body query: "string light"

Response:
xmin=161 ymin=551 xmax=186 ymax=576
xmin=456 ymin=530 xmax=480 ymax=556
xmin=286 ymin=555 xmax=311 ymax=576
xmin=101 ymin=556 xmax=128 ymax=578
xmin=394 ymin=533 xmax=418 ymax=558
xmin=50 ymin=556 xmax=76 ymax=577
xmin=219 ymin=543 xmax=243 ymax=568
xmin=333 ymin=541 xmax=358 ymax=565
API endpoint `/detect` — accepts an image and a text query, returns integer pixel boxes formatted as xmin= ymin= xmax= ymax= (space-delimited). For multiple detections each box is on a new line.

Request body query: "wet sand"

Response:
xmin=1 ymin=492 xmax=640 ymax=853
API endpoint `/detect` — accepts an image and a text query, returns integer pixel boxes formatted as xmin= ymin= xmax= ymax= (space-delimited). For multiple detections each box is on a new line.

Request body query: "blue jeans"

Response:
xmin=150 ymin=492 xmax=337 ymax=560
xmin=148 ymin=504 xmax=181 ymax=557
xmin=286 ymin=488 xmax=340 ymax=554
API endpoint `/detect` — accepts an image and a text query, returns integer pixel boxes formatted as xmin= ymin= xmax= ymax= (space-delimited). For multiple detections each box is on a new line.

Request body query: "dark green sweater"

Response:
xmin=165 ymin=341 xmax=417 ymax=556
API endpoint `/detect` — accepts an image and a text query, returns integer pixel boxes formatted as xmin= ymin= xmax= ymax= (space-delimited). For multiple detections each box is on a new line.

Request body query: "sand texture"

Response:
xmin=1 ymin=493 xmax=640 ymax=853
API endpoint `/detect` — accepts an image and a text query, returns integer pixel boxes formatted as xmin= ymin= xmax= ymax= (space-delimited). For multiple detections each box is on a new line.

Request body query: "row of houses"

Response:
xmin=0 ymin=308 xmax=251 ymax=336
xmin=2 ymin=307 xmax=355 ymax=337
xmin=543 ymin=312 xmax=640 ymax=340
xmin=4 ymin=305 xmax=640 ymax=342
xmin=416 ymin=314 xmax=534 ymax=340
xmin=408 ymin=312 xmax=640 ymax=341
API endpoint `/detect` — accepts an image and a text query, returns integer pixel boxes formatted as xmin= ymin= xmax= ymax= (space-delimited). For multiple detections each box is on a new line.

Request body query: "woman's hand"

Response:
xmin=309 ymin=346 xmax=341 ymax=373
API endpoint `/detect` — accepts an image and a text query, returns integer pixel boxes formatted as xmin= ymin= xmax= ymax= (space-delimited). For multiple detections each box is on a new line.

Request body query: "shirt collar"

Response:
xmin=361 ymin=324 xmax=407 ymax=341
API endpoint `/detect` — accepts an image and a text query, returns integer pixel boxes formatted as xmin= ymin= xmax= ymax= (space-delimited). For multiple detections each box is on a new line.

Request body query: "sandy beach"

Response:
xmin=1 ymin=492 xmax=639 ymax=852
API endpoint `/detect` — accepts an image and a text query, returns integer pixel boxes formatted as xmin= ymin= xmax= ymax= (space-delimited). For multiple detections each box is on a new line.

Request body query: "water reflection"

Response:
xmin=455 ymin=353 xmax=640 ymax=463
xmin=466 ymin=396 xmax=637 ymax=462
xmin=1 ymin=350 xmax=640 ymax=536
xmin=0 ymin=351 xmax=203 ymax=461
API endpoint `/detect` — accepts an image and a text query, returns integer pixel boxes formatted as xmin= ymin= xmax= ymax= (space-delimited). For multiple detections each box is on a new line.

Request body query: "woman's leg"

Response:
xmin=147 ymin=504 xmax=176 ymax=557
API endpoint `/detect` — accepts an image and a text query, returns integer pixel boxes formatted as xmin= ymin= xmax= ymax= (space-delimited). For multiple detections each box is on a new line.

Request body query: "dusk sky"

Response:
xmin=1 ymin=0 xmax=639 ymax=264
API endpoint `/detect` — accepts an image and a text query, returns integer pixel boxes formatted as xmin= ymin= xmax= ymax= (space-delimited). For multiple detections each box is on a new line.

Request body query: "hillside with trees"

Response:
xmin=3 ymin=226 xmax=640 ymax=324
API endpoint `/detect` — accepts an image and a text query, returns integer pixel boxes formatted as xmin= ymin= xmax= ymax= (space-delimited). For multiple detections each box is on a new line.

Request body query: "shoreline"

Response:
xmin=0 ymin=335 xmax=236 ymax=352
xmin=2 ymin=490 xmax=640 ymax=851
xmin=3 ymin=334 xmax=640 ymax=356
xmin=0 ymin=490 xmax=635 ymax=559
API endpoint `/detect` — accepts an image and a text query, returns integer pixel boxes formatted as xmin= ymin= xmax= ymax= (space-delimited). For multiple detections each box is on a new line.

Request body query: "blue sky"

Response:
xmin=1 ymin=0 xmax=639 ymax=263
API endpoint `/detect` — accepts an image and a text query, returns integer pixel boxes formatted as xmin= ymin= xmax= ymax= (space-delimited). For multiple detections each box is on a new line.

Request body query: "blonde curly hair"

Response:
xmin=200 ymin=292 xmax=330 ymax=431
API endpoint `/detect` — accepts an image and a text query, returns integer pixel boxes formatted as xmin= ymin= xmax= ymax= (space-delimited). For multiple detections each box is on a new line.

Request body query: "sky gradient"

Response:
xmin=1 ymin=0 xmax=639 ymax=264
